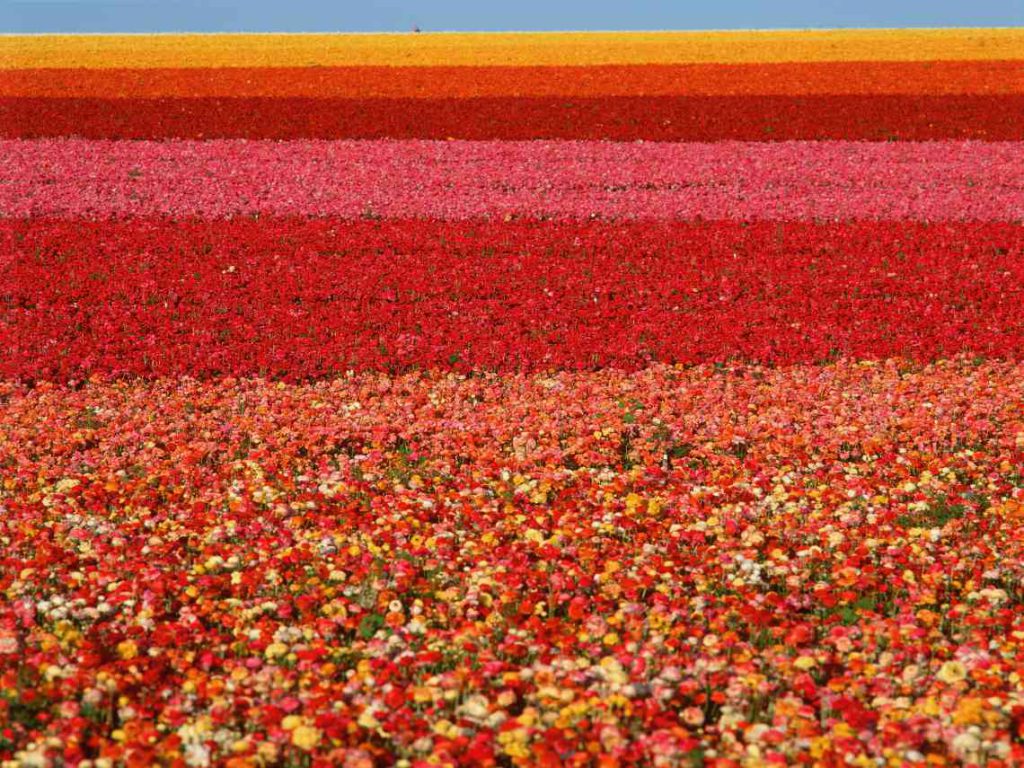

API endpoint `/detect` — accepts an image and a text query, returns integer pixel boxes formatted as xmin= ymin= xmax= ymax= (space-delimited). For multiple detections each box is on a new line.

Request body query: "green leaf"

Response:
xmin=358 ymin=613 xmax=386 ymax=639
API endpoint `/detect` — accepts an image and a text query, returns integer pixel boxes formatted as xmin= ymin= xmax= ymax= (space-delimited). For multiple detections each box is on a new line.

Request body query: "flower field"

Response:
xmin=1 ymin=28 xmax=1023 ymax=768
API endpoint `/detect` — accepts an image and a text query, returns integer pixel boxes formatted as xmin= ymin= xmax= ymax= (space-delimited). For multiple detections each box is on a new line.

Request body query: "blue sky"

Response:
xmin=3 ymin=0 xmax=1022 ymax=33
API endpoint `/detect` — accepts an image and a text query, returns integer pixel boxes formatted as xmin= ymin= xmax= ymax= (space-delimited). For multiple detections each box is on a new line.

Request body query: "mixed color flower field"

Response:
xmin=1 ymin=28 xmax=1023 ymax=767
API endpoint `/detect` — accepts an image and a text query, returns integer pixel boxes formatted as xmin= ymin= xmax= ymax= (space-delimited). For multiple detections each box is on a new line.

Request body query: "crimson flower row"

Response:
xmin=3 ymin=218 xmax=1024 ymax=380
xmin=2 ymin=94 xmax=1023 ymax=140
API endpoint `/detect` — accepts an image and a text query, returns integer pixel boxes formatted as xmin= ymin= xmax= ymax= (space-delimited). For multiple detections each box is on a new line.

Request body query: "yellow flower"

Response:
xmin=810 ymin=737 xmax=830 ymax=759
xmin=257 ymin=742 xmax=278 ymax=763
xmin=264 ymin=642 xmax=288 ymax=659
xmin=357 ymin=709 xmax=381 ymax=730
xmin=952 ymin=697 xmax=985 ymax=726
xmin=833 ymin=722 xmax=855 ymax=739
xmin=413 ymin=686 xmax=434 ymax=703
xmin=648 ymin=612 xmax=669 ymax=631
xmin=117 ymin=640 xmax=138 ymax=660
xmin=497 ymin=728 xmax=530 ymax=759
xmin=936 ymin=661 xmax=967 ymax=684
xmin=291 ymin=725 xmax=320 ymax=751
xmin=793 ymin=656 xmax=817 ymax=671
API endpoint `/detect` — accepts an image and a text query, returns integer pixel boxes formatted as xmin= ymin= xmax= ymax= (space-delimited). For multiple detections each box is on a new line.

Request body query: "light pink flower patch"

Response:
xmin=1 ymin=138 xmax=1021 ymax=221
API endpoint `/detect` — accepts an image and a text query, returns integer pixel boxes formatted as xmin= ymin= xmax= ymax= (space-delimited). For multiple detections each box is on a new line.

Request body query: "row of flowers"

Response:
xmin=1 ymin=361 xmax=1022 ymax=766
xmin=2 ymin=61 xmax=1021 ymax=99
xmin=4 ymin=218 xmax=1024 ymax=380
xmin=3 ymin=139 xmax=1022 ymax=221
xmin=3 ymin=29 xmax=1020 ymax=68
xmin=3 ymin=95 xmax=1021 ymax=141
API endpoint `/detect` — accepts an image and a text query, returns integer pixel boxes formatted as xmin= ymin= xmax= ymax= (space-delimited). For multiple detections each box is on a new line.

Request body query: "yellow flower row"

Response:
xmin=1 ymin=28 xmax=1022 ymax=68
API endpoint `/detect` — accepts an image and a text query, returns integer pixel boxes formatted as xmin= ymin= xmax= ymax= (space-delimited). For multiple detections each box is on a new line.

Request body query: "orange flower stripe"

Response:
xmin=2 ymin=60 xmax=1022 ymax=98
xmin=1 ymin=28 xmax=1023 ymax=69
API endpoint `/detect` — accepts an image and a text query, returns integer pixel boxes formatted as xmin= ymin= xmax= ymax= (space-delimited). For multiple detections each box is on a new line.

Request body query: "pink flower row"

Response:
xmin=2 ymin=138 xmax=1022 ymax=221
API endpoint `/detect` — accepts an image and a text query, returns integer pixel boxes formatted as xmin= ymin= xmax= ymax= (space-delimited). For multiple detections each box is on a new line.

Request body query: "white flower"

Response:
xmin=184 ymin=742 xmax=211 ymax=767
xmin=457 ymin=695 xmax=490 ymax=722
xmin=951 ymin=732 xmax=980 ymax=759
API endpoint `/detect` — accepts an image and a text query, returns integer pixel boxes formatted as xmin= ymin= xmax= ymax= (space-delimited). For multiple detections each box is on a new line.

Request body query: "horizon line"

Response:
xmin=2 ymin=25 xmax=1022 ymax=36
